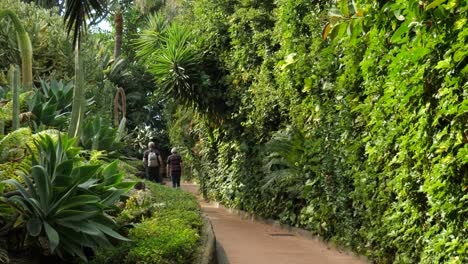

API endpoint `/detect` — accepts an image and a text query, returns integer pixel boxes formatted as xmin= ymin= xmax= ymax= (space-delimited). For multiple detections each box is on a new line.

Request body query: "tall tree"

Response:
xmin=63 ymin=0 xmax=104 ymax=138
xmin=113 ymin=6 xmax=123 ymax=59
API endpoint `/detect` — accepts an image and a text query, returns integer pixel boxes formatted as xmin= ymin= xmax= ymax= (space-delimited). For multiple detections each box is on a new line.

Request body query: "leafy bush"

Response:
xmin=1 ymin=134 xmax=134 ymax=261
xmin=93 ymin=180 xmax=202 ymax=264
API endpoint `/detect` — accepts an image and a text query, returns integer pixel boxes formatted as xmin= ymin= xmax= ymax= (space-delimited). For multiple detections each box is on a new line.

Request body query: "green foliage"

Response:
xmin=126 ymin=124 xmax=163 ymax=155
xmin=136 ymin=15 xmax=227 ymax=115
xmin=170 ymin=0 xmax=468 ymax=263
xmin=92 ymin=180 xmax=202 ymax=264
xmin=27 ymin=79 xmax=75 ymax=130
xmin=0 ymin=0 xmax=74 ymax=80
xmin=80 ymin=117 xmax=123 ymax=152
xmin=0 ymin=127 xmax=32 ymax=162
xmin=1 ymin=134 xmax=133 ymax=261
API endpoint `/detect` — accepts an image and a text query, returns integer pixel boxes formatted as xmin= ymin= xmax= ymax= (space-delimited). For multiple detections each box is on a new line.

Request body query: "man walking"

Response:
xmin=143 ymin=142 xmax=164 ymax=183
xmin=167 ymin=147 xmax=183 ymax=188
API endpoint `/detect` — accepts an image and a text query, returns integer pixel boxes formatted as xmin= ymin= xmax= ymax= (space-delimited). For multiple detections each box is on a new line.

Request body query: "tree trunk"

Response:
xmin=68 ymin=42 xmax=85 ymax=139
xmin=113 ymin=9 xmax=123 ymax=59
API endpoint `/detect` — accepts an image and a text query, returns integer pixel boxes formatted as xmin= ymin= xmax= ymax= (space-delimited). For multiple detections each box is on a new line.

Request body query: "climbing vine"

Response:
xmin=162 ymin=0 xmax=468 ymax=263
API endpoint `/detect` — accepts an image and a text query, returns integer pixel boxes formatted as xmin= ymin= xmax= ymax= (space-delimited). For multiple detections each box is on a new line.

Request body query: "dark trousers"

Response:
xmin=147 ymin=167 xmax=162 ymax=183
xmin=171 ymin=170 xmax=181 ymax=188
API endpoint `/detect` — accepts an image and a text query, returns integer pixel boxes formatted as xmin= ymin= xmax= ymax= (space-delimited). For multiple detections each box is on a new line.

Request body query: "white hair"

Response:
xmin=171 ymin=147 xmax=177 ymax=154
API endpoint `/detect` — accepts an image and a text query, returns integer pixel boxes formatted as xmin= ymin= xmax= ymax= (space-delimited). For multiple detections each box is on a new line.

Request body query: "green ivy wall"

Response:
xmin=170 ymin=1 xmax=467 ymax=263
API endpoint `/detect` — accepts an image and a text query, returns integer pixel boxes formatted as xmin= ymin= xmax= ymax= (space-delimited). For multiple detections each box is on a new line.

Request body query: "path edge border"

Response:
xmin=195 ymin=213 xmax=217 ymax=264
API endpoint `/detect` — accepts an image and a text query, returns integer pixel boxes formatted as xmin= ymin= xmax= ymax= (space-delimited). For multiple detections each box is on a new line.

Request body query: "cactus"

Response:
xmin=9 ymin=65 xmax=20 ymax=131
xmin=0 ymin=10 xmax=33 ymax=90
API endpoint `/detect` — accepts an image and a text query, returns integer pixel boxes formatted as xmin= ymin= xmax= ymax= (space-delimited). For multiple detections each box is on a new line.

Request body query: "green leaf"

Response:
xmin=31 ymin=166 xmax=52 ymax=210
xmin=58 ymin=195 xmax=100 ymax=211
xmin=43 ymin=222 xmax=59 ymax=252
xmin=55 ymin=210 xmax=100 ymax=221
xmin=391 ymin=21 xmax=410 ymax=43
xmin=27 ymin=217 xmax=42 ymax=237
xmin=426 ymin=0 xmax=447 ymax=10
xmin=94 ymin=223 xmax=130 ymax=241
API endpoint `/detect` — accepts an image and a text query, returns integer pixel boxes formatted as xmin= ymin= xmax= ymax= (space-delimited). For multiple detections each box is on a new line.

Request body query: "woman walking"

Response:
xmin=166 ymin=147 xmax=183 ymax=188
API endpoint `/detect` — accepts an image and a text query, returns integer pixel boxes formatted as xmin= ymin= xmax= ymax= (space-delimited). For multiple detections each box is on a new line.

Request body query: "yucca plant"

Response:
xmin=136 ymin=20 xmax=203 ymax=108
xmin=0 ymin=134 xmax=133 ymax=261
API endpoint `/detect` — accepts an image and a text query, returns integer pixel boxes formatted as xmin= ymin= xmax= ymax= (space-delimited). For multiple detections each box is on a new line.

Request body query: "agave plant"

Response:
xmin=80 ymin=117 xmax=123 ymax=152
xmin=0 ymin=134 xmax=134 ymax=261
xmin=27 ymin=80 xmax=74 ymax=130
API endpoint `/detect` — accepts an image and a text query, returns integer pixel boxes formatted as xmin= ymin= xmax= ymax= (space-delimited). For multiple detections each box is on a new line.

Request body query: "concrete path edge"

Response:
xmin=195 ymin=213 xmax=218 ymax=264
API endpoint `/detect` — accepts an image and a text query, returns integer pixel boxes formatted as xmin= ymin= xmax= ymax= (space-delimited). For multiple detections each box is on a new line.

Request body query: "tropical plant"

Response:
xmin=262 ymin=128 xmax=318 ymax=191
xmin=0 ymin=134 xmax=133 ymax=261
xmin=27 ymin=79 xmax=75 ymax=130
xmin=126 ymin=124 xmax=162 ymax=154
xmin=0 ymin=9 xmax=33 ymax=90
xmin=64 ymin=0 xmax=104 ymax=138
xmin=80 ymin=117 xmax=123 ymax=152
xmin=114 ymin=87 xmax=127 ymax=128
xmin=136 ymin=18 xmax=209 ymax=110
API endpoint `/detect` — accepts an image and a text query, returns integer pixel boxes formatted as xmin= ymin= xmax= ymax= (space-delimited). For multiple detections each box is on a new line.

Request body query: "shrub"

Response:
xmin=93 ymin=179 xmax=202 ymax=264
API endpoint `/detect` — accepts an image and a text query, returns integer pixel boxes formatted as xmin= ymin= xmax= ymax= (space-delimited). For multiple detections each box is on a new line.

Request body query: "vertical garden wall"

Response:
xmin=168 ymin=0 xmax=467 ymax=263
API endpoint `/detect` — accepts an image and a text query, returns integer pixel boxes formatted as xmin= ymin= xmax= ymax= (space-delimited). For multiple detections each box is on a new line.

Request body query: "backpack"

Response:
xmin=148 ymin=151 xmax=159 ymax=167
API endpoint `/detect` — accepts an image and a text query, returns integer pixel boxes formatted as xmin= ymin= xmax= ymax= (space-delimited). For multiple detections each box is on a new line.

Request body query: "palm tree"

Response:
xmin=62 ymin=0 xmax=104 ymax=138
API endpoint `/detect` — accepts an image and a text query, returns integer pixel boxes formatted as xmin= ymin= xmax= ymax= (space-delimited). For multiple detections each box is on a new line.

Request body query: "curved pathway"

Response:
xmin=172 ymin=182 xmax=368 ymax=264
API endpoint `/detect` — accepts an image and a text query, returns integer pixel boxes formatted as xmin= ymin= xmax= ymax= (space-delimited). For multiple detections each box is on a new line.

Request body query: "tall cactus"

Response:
xmin=0 ymin=10 xmax=33 ymax=90
xmin=9 ymin=65 xmax=21 ymax=131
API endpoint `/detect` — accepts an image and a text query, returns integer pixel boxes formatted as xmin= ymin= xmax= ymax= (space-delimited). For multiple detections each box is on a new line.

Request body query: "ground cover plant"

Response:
xmin=91 ymin=176 xmax=203 ymax=264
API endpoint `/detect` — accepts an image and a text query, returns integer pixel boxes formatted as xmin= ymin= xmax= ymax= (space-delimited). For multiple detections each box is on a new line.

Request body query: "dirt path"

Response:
xmin=168 ymin=182 xmax=368 ymax=264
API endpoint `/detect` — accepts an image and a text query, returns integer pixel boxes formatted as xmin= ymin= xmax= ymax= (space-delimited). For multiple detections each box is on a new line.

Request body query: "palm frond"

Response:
xmin=63 ymin=0 xmax=104 ymax=47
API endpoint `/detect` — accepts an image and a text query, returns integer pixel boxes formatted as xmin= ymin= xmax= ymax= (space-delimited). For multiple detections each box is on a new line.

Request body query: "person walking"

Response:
xmin=166 ymin=147 xmax=183 ymax=188
xmin=143 ymin=142 xmax=164 ymax=184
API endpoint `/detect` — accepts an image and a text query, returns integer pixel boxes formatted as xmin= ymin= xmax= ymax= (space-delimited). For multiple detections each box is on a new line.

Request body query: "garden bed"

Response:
xmin=90 ymin=167 xmax=208 ymax=264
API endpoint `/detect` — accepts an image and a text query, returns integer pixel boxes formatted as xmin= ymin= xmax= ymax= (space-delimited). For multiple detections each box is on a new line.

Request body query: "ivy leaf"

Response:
xmin=391 ymin=21 xmax=410 ymax=43
xmin=394 ymin=10 xmax=405 ymax=21
xmin=426 ymin=0 xmax=447 ymax=10
xmin=280 ymin=53 xmax=297 ymax=70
